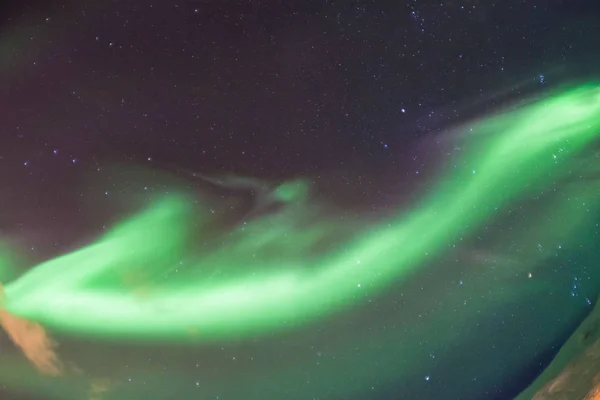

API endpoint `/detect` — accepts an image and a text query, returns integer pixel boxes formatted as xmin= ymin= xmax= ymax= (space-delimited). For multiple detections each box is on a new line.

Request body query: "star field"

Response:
xmin=0 ymin=1 xmax=600 ymax=400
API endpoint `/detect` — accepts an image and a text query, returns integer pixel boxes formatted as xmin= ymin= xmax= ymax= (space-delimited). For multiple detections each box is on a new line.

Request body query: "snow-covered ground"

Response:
xmin=516 ymin=297 xmax=600 ymax=399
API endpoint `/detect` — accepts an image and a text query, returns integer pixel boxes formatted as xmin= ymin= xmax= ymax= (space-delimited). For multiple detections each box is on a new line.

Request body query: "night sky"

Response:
xmin=1 ymin=1 xmax=600 ymax=399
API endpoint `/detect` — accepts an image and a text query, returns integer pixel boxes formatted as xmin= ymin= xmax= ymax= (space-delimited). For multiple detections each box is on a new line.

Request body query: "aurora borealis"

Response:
xmin=2 ymin=84 xmax=600 ymax=344
xmin=1 ymin=82 xmax=600 ymax=399
xmin=2 ymin=1 xmax=600 ymax=400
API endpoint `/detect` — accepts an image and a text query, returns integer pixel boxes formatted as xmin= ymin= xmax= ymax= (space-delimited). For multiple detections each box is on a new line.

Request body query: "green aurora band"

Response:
xmin=2 ymin=83 xmax=600 ymax=343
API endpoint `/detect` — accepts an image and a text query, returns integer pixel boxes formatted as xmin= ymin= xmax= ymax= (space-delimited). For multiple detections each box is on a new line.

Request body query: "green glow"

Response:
xmin=0 ymin=245 xmax=18 ymax=282
xmin=2 ymin=84 xmax=600 ymax=343
xmin=273 ymin=179 xmax=309 ymax=203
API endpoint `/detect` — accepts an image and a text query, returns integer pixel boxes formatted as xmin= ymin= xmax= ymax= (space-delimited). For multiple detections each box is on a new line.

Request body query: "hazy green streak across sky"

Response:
xmin=2 ymin=83 xmax=600 ymax=342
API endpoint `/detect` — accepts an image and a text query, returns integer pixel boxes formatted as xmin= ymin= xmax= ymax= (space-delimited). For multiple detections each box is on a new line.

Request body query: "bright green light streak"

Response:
xmin=2 ymin=84 xmax=600 ymax=342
